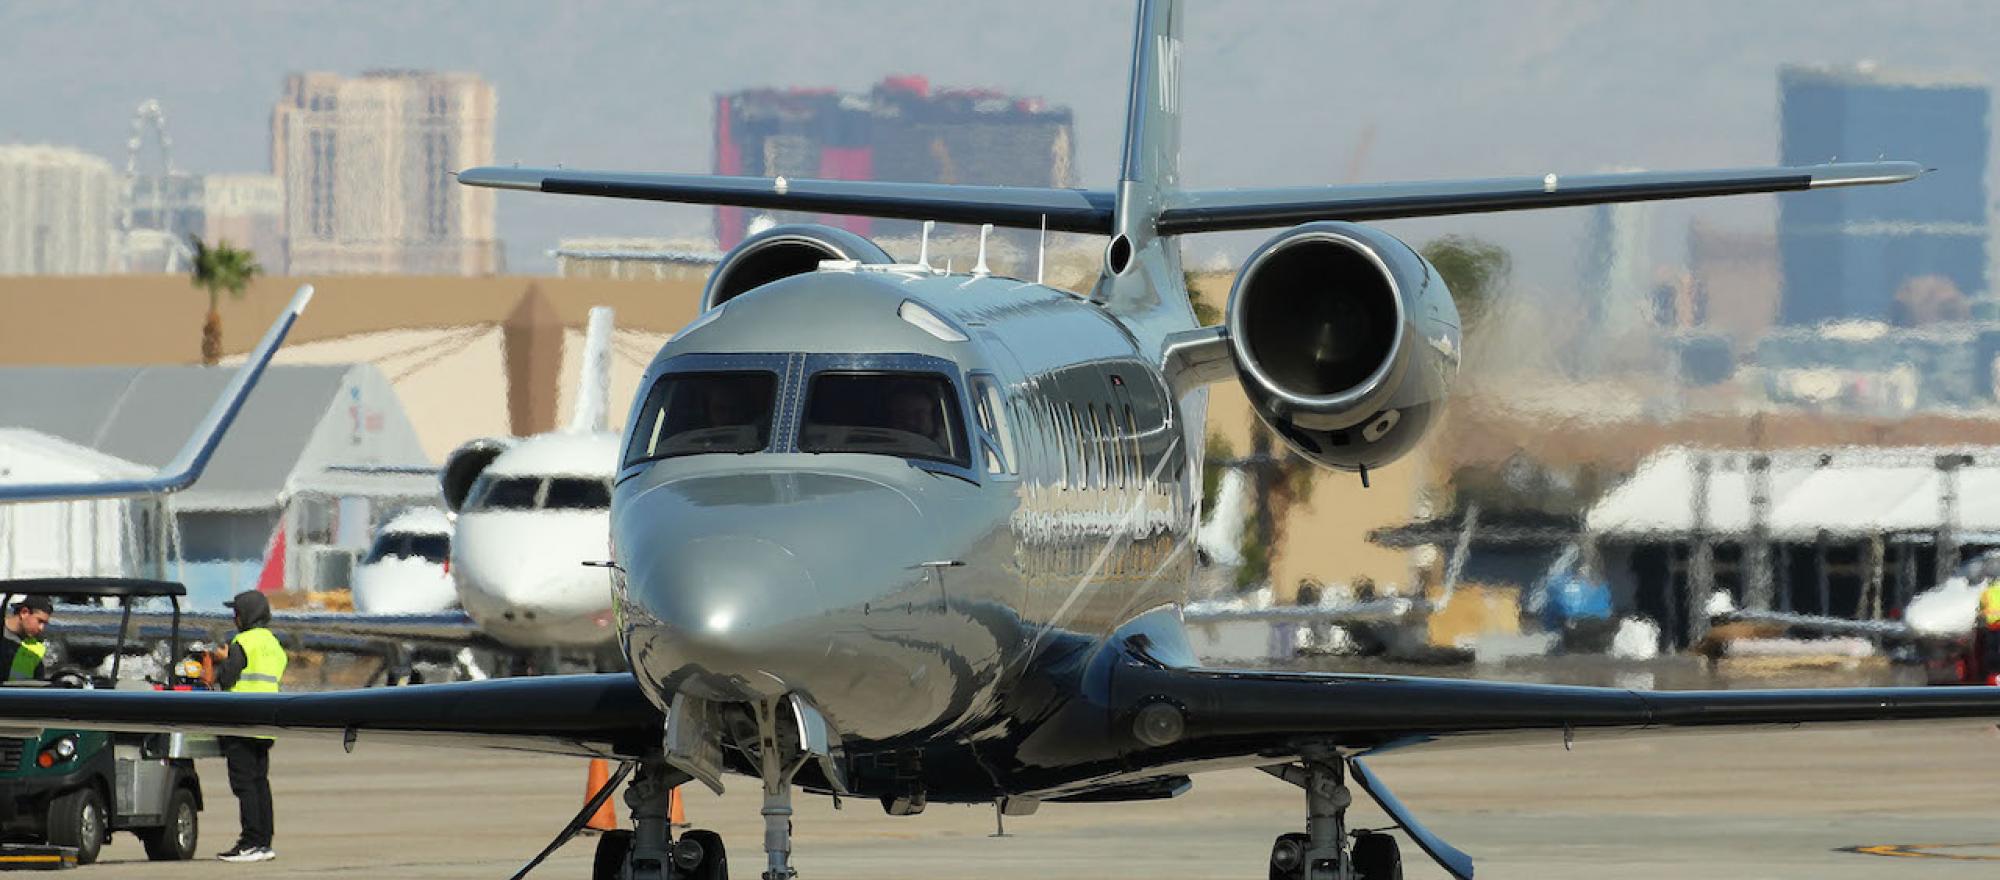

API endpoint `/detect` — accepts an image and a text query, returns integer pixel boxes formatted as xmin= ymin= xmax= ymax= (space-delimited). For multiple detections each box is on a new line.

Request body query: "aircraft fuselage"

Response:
xmin=612 ymin=263 xmax=1202 ymax=795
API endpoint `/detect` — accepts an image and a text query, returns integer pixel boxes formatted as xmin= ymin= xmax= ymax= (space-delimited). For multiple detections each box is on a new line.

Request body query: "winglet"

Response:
xmin=0 ymin=284 xmax=315 ymax=503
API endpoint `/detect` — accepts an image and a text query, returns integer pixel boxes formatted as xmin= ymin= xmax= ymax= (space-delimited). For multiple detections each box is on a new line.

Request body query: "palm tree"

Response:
xmin=188 ymin=236 xmax=263 ymax=366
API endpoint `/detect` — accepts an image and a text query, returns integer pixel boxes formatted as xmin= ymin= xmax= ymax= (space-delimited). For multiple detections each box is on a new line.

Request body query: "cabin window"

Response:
xmin=799 ymin=372 xmax=970 ymax=467
xmin=626 ymin=371 xmax=779 ymax=465
xmin=544 ymin=477 xmax=613 ymax=510
xmin=968 ymin=374 xmax=1018 ymax=476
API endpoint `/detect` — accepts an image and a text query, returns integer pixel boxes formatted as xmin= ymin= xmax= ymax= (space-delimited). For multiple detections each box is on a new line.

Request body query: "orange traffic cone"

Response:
xmin=669 ymin=785 xmax=686 ymax=828
xmin=585 ymin=759 xmax=619 ymax=832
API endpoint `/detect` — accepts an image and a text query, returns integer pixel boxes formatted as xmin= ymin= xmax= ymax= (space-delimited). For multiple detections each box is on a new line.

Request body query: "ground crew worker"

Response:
xmin=1981 ymin=578 xmax=2000 ymax=629
xmin=0 ymin=596 xmax=53 ymax=683
xmin=214 ymin=590 xmax=285 ymax=863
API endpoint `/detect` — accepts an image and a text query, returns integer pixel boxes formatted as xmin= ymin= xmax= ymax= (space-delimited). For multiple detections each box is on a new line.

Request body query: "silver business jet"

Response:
xmin=1 ymin=4 xmax=1991 ymax=880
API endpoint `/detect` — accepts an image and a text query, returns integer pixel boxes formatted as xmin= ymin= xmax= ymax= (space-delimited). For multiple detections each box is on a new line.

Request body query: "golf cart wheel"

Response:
xmin=139 ymin=786 xmax=199 ymax=860
xmin=47 ymin=786 xmax=105 ymax=865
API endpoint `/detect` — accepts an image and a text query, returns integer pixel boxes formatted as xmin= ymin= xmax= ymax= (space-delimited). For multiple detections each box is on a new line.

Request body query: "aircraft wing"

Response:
xmin=0 ymin=674 xmax=658 ymax=759
xmin=1182 ymin=598 xmax=1422 ymax=624
xmin=458 ymin=167 xmax=1117 ymax=234
xmin=0 ymin=285 xmax=314 ymax=504
xmin=1709 ymin=609 xmax=1924 ymax=643
xmin=1155 ymin=161 xmax=1922 ymax=234
xmin=52 ymin=605 xmax=492 ymax=653
xmin=1118 ymin=660 xmax=2000 ymax=763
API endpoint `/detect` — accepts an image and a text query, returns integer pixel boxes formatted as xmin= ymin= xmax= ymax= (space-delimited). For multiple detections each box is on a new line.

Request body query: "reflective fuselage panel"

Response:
xmin=612 ymin=267 xmax=1197 ymax=747
xmin=453 ymin=432 xmax=620 ymax=648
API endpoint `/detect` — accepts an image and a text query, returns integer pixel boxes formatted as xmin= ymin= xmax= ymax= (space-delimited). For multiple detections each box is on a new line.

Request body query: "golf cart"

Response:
xmin=0 ymin=578 xmax=209 ymax=867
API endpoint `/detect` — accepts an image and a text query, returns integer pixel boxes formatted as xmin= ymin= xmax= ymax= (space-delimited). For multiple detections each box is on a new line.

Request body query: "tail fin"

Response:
xmin=1118 ymin=0 xmax=1182 ymax=192
xmin=568 ymin=307 xmax=614 ymax=434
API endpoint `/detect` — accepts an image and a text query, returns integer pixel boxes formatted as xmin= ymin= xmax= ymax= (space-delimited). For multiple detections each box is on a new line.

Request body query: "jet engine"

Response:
xmin=1225 ymin=221 xmax=1461 ymax=474
xmin=440 ymin=437 xmax=518 ymax=513
xmin=701 ymin=224 xmax=894 ymax=311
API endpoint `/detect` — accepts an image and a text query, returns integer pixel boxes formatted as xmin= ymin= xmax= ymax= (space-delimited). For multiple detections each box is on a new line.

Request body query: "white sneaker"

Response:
xmin=219 ymin=846 xmax=275 ymax=863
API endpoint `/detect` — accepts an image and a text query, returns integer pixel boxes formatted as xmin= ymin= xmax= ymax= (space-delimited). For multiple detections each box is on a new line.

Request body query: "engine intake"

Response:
xmin=1226 ymin=222 xmax=1461 ymax=473
xmin=701 ymin=224 xmax=893 ymax=311
xmin=440 ymin=437 xmax=516 ymax=512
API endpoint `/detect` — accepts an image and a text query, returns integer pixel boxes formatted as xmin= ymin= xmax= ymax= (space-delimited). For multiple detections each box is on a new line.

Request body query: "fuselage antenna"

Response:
xmin=973 ymin=223 xmax=993 ymax=276
xmin=918 ymin=220 xmax=936 ymax=271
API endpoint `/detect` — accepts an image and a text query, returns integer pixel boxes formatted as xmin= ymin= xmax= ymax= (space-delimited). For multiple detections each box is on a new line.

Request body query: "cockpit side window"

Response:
xmin=544 ymin=478 xmax=612 ymax=510
xmin=626 ymin=371 xmax=779 ymax=466
xmin=968 ymin=373 xmax=1018 ymax=477
xmin=799 ymin=372 xmax=970 ymax=467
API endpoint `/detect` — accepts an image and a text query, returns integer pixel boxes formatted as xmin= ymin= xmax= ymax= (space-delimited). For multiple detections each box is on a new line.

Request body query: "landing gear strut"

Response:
xmin=1263 ymin=748 xmax=1402 ymax=880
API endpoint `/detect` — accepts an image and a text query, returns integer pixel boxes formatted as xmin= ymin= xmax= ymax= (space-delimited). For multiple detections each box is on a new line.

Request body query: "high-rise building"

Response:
xmin=203 ymin=173 xmax=287 ymax=275
xmin=272 ymin=71 xmax=498 ymax=275
xmin=1779 ymin=64 xmax=1988 ymax=325
xmin=714 ymin=76 xmax=1074 ymax=249
xmin=0 ymin=145 xmax=121 ymax=275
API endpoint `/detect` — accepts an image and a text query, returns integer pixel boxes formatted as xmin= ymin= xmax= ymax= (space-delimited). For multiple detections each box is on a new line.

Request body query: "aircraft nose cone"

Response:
xmin=627 ymin=533 xmax=824 ymax=698
xmin=616 ymin=470 xmax=930 ymax=700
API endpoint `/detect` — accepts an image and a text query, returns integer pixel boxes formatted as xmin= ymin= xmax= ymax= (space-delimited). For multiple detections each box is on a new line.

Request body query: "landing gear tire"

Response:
xmin=674 ymin=828 xmax=728 ymax=880
xmin=1350 ymin=832 xmax=1401 ymax=880
xmin=47 ymin=786 xmax=105 ymax=866
xmin=593 ymin=829 xmax=633 ymax=880
xmin=139 ymin=787 xmax=200 ymax=861
xmin=1269 ymin=832 xmax=1311 ymax=880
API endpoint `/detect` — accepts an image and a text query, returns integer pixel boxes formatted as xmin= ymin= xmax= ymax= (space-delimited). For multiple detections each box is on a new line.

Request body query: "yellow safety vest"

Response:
xmin=7 ymin=638 xmax=44 ymax=682
xmin=1981 ymin=584 xmax=2000 ymax=628
xmin=228 ymin=628 xmax=287 ymax=694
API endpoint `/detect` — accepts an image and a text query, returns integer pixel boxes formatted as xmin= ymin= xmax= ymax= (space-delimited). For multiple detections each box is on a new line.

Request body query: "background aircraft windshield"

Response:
xmin=628 ymin=371 xmax=778 ymax=464
xmin=800 ymin=372 xmax=969 ymax=467
xmin=363 ymin=532 xmax=451 ymax=565
xmin=470 ymin=476 xmax=541 ymax=511
xmin=544 ymin=477 xmax=612 ymax=509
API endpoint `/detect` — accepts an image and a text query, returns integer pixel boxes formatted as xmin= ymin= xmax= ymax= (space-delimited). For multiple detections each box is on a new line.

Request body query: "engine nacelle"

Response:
xmin=440 ymin=437 xmax=517 ymax=513
xmin=1225 ymin=222 xmax=1461 ymax=473
xmin=701 ymin=224 xmax=894 ymax=311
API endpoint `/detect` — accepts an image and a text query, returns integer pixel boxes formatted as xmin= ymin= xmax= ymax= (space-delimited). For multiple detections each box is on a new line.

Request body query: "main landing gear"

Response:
xmin=1264 ymin=748 xmax=1403 ymax=880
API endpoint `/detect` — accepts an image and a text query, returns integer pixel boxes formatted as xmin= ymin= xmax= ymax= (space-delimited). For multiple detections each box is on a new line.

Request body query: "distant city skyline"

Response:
xmin=4 ymin=1 xmax=1999 ymax=293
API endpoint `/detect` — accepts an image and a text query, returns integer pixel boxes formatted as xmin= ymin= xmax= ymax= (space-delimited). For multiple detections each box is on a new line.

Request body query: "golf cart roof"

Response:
xmin=0 ymin=578 xmax=187 ymax=600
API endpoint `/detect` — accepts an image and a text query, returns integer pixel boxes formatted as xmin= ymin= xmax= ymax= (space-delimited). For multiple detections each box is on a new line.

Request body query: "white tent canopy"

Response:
xmin=1589 ymin=446 xmax=2000 ymax=541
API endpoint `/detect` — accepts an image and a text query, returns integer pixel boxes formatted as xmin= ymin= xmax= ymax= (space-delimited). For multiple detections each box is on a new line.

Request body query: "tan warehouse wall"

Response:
xmin=0 ymin=274 xmax=706 ymax=366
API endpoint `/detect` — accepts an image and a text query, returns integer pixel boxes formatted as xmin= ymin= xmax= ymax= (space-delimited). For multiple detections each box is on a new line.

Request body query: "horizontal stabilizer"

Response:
xmin=459 ymin=167 xmax=1116 ymax=234
xmin=1157 ymin=161 xmax=1923 ymax=234
xmin=0 ymin=284 xmax=315 ymax=503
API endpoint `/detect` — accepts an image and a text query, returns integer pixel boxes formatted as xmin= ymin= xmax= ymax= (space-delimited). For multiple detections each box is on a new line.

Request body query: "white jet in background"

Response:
xmin=349 ymin=506 xmax=455 ymax=615
xmin=435 ymin=306 xmax=622 ymax=670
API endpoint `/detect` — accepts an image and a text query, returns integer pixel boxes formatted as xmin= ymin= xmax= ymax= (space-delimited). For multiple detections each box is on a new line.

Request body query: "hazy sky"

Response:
xmin=5 ymin=1 xmax=1997 ymax=290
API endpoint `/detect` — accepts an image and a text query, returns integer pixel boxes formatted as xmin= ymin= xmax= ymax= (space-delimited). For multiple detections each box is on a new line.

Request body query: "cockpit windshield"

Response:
xmin=544 ymin=477 xmax=612 ymax=509
xmin=464 ymin=476 xmax=613 ymax=512
xmin=363 ymin=532 xmax=450 ymax=565
xmin=627 ymin=371 xmax=778 ymax=465
xmin=800 ymin=372 xmax=969 ymax=467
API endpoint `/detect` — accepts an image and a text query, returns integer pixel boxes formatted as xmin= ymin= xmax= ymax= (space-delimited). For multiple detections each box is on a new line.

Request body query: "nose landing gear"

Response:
xmin=1263 ymin=747 xmax=1427 ymax=880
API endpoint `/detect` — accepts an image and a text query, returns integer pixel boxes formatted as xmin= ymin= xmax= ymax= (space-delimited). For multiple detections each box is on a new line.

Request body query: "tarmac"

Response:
xmin=72 ymin=716 xmax=2000 ymax=879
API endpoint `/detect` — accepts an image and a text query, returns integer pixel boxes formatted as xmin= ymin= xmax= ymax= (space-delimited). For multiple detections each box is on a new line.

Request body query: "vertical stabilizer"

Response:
xmin=1119 ymin=0 xmax=1183 ymax=192
xmin=1093 ymin=0 xmax=1187 ymax=315
xmin=568 ymin=306 xmax=615 ymax=434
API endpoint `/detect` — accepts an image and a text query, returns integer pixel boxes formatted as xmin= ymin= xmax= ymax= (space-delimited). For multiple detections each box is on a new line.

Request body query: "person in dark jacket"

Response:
xmin=0 ymin=595 xmax=54 ymax=683
xmin=213 ymin=590 xmax=287 ymax=864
